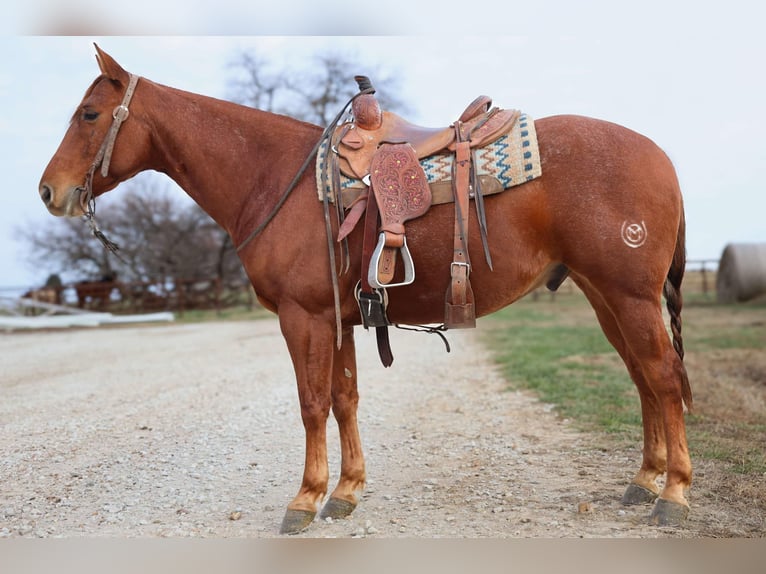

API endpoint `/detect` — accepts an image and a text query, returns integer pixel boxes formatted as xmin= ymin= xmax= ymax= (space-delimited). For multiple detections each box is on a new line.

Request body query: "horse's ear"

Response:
xmin=93 ymin=43 xmax=128 ymax=82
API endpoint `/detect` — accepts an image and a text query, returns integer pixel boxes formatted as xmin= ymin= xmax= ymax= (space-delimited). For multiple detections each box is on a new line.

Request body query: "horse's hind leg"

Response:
xmin=320 ymin=326 xmax=366 ymax=520
xmin=590 ymin=285 xmax=692 ymax=524
xmin=576 ymin=281 xmax=667 ymax=504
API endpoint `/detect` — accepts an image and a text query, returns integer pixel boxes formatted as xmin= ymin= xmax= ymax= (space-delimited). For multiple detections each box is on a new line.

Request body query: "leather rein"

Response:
xmin=235 ymin=81 xmax=375 ymax=253
xmin=234 ymin=80 xmax=375 ymax=350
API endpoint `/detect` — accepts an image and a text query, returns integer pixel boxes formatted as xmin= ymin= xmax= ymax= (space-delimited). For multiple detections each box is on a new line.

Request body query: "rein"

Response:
xmin=77 ymin=73 xmax=140 ymax=258
xmin=235 ymin=79 xmax=375 ymax=253
xmin=235 ymin=78 xmax=375 ymax=350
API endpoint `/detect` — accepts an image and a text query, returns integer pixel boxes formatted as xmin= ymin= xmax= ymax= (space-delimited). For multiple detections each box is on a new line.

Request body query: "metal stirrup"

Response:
xmin=367 ymin=233 xmax=415 ymax=289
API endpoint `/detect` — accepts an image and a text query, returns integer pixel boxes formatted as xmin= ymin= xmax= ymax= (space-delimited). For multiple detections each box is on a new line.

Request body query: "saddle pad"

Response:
xmin=316 ymin=112 xmax=542 ymax=207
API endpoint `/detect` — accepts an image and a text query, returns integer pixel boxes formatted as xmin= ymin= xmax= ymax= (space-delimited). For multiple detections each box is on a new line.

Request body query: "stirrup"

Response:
xmin=368 ymin=232 xmax=415 ymax=289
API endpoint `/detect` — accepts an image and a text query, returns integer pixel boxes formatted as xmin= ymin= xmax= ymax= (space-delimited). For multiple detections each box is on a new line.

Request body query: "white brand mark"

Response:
xmin=621 ymin=220 xmax=647 ymax=248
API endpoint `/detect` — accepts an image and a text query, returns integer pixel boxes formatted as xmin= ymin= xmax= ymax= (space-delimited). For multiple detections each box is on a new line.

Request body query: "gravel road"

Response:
xmin=0 ymin=319 xmax=746 ymax=538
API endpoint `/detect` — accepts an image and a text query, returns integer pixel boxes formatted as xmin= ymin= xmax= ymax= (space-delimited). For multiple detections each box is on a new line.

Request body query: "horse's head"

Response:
xmin=39 ymin=44 xmax=150 ymax=217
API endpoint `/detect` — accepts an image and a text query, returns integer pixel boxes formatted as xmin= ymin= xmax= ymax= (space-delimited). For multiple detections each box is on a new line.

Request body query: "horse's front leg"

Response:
xmin=320 ymin=326 xmax=366 ymax=520
xmin=278 ymin=304 xmax=335 ymax=534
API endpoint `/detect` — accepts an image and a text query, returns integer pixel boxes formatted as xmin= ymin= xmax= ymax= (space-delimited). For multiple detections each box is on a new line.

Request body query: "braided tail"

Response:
xmin=663 ymin=204 xmax=693 ymax=412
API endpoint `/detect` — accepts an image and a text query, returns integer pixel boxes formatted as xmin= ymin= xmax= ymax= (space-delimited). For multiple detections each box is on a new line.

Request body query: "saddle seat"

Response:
xmin=335 ymin=94 xmax=519 ymax=181
xmin=362 ymin=112 xmax=455 ymax=162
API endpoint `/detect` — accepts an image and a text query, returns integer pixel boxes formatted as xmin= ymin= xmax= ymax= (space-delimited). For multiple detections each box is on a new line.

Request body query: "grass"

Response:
xmin=174 ymin=305 xmax=274 ymax=323
xmin=483 ymin=298 xmax=642 ymax=443
xmin=482 ymin=292 xmax=766 ymax=475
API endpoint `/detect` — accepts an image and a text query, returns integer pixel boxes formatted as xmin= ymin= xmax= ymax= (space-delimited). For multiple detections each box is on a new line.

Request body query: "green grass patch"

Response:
xmin=175 ymin=305 xmax=273 ymax=323
xmin=687 ymin=321 xmax=766 ymax=351
xmin=484 ymin=301 xmax=641 ymax=441
xmin=483 ymin=295 xmax=766 ymax=478
xmin=687 ymin=418 xmax=766 ymax=475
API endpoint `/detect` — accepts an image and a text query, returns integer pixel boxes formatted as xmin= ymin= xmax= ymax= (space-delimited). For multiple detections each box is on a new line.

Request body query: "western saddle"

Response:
xmin=329 ymin=77 xmax=520 ymax=365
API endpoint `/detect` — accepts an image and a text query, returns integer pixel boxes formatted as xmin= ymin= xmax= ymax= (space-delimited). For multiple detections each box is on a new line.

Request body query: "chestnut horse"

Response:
xmin=39 ymin=45 xmax=693 ymax=534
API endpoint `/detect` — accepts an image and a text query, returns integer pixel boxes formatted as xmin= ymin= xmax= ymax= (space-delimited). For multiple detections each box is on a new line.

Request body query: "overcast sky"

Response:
xmin=2 ymin=5 xmax=765 ymax=289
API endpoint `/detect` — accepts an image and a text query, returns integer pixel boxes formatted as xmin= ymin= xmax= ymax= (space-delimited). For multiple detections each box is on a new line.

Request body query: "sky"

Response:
xmin=2 ymin=3 xmax=765 ymax=290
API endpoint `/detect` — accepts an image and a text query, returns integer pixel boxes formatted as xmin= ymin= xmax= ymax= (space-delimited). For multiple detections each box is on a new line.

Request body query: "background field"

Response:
xmin=482 ymin=277 xmax=765 ymax=535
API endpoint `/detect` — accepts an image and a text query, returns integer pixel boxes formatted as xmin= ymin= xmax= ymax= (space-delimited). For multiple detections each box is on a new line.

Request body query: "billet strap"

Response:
xmin=444 ymin=136 xmax=476 ymax=328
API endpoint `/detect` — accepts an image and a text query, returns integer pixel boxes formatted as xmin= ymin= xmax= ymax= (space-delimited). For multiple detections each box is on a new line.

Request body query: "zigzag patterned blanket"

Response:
xmin=316 ymin=112 xmax=542 ymax=206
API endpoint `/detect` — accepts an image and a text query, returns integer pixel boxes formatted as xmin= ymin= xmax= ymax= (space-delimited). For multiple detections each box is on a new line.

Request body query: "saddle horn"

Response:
xmin=352 ymin=76 xmax=382 ymax=130
xmin=354 ymin=75 xmax=375 ymax=94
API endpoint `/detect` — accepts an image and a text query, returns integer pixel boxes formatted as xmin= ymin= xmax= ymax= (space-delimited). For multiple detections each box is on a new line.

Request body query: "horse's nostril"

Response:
xmin=40 ymin=184 xmax=52 ymax=206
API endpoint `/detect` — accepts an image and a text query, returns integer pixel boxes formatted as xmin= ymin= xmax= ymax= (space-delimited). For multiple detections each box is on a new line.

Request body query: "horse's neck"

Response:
xmin=146 ymin=82 xmax=321 ymax=244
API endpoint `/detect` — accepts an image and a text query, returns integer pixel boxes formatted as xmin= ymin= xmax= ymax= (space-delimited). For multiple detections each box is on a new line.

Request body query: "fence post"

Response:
xmin=700 ymin=261 xmax=709 ymax=295
xmin=176 ymin=278 xmax=185 ymax=317
xmin=214 ymin=277 xmax=222 ymax=316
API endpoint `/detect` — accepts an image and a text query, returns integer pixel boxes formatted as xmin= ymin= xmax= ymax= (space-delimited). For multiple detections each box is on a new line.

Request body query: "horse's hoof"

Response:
xmin=319 ymin=497 xmax=356 ymax=520
xmin=621 ymin=483 xmax=659 ymax=506
xmin=649 ymin=498 xmax=689 ymax=526
xmin=279 ymin=509 xmax=316 ymax=535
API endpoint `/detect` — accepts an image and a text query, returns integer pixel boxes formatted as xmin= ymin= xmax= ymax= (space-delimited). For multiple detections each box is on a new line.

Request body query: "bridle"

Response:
xmin=77 ymin=73 xmax=140 ymax=256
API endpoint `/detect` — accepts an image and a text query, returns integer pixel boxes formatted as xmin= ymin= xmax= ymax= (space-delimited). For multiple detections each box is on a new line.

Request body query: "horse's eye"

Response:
xmin=82 ymin=110 xmax=100 ymax=122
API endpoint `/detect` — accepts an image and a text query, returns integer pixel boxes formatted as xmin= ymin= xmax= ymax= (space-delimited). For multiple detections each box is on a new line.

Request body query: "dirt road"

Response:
xmin=0 ymin=319 xmax=758 ymax=537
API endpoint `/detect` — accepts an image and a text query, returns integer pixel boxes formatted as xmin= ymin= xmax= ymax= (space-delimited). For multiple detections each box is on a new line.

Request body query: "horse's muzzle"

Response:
xmin=38 ymin=183 xmax=85 ymax=217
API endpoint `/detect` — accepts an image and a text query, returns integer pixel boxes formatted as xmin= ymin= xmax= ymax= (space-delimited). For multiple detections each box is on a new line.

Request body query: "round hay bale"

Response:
xmin=716 ymin=243 xmax=766 ymax=303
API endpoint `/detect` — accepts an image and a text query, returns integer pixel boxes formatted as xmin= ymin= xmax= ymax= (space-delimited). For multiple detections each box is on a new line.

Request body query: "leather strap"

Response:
xmin=337 ymin=194 xmax=367 ymax=242
xmin=361 ymin=188 xmax=379 ymax=293
xmin=444 ymin=136 xmax=476 ymax=328
xmin=101 ymin=73 xmax=139 ymax=178
xmin=360 ymin=188 xmax=394 ymax=367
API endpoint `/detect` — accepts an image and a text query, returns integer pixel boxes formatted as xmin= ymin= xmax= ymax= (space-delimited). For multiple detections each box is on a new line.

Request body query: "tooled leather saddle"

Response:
xmin=327 ymin=76 xmax=522 ymax=365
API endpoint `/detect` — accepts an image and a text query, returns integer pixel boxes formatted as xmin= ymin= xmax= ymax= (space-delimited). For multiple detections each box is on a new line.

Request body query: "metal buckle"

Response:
xmin=450 ymin=261 xmax=471 ymax=276
xmin=112 ymin=104 xmax=130 ymax=121
xmin=368 ymin=232 xmax=415 ymax=289
xmin=354 ymin=282 xmax=390 ymax=328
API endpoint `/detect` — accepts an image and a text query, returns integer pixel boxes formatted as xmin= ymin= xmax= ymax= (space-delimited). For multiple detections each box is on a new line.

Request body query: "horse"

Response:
xmin=38 ymin=45 xmax=693 ymax=534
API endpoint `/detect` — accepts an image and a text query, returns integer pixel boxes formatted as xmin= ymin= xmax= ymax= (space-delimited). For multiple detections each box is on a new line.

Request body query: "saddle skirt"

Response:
xmin=316 ymin=112 xmax=542 ymax=209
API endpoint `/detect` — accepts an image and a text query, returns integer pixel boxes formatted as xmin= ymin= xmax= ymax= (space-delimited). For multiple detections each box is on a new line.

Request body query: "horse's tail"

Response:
xmin=663 ymin=202 xmax=693 ymax=412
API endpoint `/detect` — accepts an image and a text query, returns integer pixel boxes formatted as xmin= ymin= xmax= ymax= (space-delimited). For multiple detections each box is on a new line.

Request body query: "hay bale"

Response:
xmin=716 ymin=243 xmax=766 ymax=303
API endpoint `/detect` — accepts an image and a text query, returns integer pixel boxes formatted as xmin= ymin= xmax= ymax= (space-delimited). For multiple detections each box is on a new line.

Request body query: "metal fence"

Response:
xmin=7 ymin=277 xmax=257 ymax=317
xmin=3 ymin=258 xmax=724 ymax=316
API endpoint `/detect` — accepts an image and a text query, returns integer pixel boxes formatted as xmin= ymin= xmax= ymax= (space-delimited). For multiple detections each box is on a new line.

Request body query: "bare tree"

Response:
xmin=226 ymin=50 xmax=283 ymax=113
xmin=227 ymin=48 xmax=409 ymax=123
xmin=20 ymin=210 xmax=116 ymax=282
xmin=18 ymin=183 xmax=243 ymax=286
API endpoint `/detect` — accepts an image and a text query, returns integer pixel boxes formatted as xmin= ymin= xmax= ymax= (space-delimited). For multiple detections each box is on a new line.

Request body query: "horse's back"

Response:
xmin=535 ymin=114 xmax=679 ymax=190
